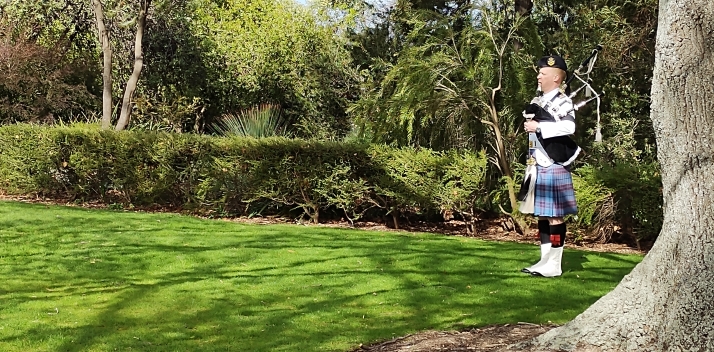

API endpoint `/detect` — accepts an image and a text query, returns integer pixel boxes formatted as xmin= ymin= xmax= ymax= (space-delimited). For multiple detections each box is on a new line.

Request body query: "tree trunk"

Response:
xmin=516 ymin=1 xmax=714 ymax=350
xmin=513 ymin=0 xmax=532 ymax=51
xmin=515 ymin=0 xmax=532 ymax=16
xmin=91 ymin=0 xmax=113 ymax=130
xmin=115 ymin=0 xmax=151 ymax=131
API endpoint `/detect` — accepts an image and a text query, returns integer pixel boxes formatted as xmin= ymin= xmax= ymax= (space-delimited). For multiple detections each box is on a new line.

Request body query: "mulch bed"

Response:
xmin=352 ymin=323 xmax=558 ymax=352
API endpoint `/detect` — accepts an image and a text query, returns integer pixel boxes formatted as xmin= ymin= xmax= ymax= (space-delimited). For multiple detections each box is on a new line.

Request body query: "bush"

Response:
xmin=369 ymin=146 xmax=489 ymax=228
xmin=570 ymin=166 xmax=617 ymax=242
xmin=0 ymin=125 xmax=58 ymax=193
xmin=570 ymin=162 xmax=662 ymax=245
xmin=596 ymin=162 xmax=662 ymax=245
xmin=0 ymin=25 xmax=98 ymax=125
xmin=0 ymin=124 xmax=489 ymax=225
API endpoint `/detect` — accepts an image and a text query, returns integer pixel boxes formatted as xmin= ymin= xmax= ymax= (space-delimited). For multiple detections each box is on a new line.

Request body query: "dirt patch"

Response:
xmin=352 ymin=323 xmax=557 ymax=352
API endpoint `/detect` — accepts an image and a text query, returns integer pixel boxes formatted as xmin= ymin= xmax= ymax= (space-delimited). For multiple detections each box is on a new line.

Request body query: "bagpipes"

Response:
xmin=518 ymin=46 xmax=603 ymax=214
xmin=565 ymin=44 xmax=604 ymax=142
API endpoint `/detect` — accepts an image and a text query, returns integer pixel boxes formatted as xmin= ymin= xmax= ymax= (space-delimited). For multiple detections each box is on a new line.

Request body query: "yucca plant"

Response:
xmin=211 ymin=103 xmax=289 ymax=138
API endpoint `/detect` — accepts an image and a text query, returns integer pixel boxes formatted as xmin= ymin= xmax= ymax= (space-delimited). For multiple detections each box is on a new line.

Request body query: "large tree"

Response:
xmin=517 ymin=0 xmax=714 ymax=350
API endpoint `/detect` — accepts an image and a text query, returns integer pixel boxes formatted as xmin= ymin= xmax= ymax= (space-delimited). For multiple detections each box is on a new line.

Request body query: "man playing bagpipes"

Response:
xmin=518 ymin=55 xmax=580 ymax=277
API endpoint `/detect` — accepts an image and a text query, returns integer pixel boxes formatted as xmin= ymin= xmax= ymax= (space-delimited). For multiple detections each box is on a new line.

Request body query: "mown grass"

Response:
xmin=0 ymin=201 xmax=642 ymax=351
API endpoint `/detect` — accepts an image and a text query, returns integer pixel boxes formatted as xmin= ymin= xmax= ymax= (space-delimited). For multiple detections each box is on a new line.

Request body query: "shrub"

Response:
xmin=568 ymin=162 xmax=662 ymax=246
xmin=596 ymin=162 xmax=663 ymax=245
xmin=0 ymin=25 xmax=98 ymax=125
xmin=0 ymin=124 xmax=489 ymax=226
xmin=210 ymin=104 xmax=289 ymax=138
xmin=0 ymin=124 xmax=58 ymax=194
xmin=570 ymin=166 xmax=616 ymax=242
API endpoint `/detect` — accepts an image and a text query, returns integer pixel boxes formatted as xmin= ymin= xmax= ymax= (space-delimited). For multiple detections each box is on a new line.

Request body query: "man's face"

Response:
xmin=537 ymin=67 xmax=564 ymax=93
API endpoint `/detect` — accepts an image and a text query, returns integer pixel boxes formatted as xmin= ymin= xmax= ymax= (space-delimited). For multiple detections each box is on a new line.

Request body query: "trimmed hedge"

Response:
xmin=0 ymin=124 xmax=489 ymax=225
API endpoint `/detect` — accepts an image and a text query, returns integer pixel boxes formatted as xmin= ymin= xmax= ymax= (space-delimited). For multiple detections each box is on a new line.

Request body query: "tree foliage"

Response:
xmin=193 ymin=0 xmax=361 ymax=138
xmin=531 ymin=0 xmax=658 ymax=164
xmin=350 ymin=4 xmax=527 ymax=148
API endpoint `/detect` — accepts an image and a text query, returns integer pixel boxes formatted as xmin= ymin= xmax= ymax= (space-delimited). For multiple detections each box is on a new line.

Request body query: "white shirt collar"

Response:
xmin=542 ymin=88 xmax=560 ymax=100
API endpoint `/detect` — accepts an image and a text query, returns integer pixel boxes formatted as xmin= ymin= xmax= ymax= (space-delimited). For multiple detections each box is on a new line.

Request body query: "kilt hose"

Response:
xmin=534 ymin=164 xmax=578 ymax=217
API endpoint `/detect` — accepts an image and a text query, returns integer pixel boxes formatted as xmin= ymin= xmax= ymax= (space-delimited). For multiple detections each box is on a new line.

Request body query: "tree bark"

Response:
xmin=515 ymin=1 xmax=714 ymax=350
xmin=515 ymin=0 xmax=532 ymax=16
xmin=513 ymin=0 xmax=532 ymax=51
xmin=91 ymin=0 xmax=113 ymax=130
xmin=115 ymin=0 xmax=151 ymax=131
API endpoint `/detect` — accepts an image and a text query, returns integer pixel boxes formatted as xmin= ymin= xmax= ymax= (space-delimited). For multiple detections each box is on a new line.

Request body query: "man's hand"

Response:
xmin=524 ymin=120 xmax=539 ymax=133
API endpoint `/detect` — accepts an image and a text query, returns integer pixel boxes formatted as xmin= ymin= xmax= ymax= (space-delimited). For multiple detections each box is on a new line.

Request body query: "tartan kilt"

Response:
xmin=534 ymin=164 xmax=578 ymax=217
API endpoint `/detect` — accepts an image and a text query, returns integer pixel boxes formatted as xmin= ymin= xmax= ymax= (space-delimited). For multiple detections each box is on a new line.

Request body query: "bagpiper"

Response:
xmin=519 ymin=55 xmax=580 ymax=277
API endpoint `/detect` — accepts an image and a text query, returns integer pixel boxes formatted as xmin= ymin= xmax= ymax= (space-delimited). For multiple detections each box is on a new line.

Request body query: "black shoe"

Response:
xmin=520 ymin=268 xmax=531 ymax=273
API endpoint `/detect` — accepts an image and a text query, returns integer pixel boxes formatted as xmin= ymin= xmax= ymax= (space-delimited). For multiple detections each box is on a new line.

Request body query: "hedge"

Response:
xmin=0 ymin=124 xmax=489 ymax=226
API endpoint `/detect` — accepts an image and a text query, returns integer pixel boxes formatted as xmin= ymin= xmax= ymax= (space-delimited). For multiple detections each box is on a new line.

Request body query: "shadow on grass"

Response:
xmin=0 ymin=201 xmax=641 ymax=352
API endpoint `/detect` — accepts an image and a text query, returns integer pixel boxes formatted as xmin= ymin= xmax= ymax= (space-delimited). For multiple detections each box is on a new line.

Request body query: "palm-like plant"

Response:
xmin=211 ymin=103 xmax=289 ymax=138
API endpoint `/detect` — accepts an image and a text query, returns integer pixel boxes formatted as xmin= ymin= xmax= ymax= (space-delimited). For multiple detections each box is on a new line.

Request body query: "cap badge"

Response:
xmin=547 ymin=57 xmax=555 ymax=66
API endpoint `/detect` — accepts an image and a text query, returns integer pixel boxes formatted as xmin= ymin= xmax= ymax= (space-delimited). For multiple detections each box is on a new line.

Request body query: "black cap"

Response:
xmin=537 ymin=55 xmax=568 ymax=72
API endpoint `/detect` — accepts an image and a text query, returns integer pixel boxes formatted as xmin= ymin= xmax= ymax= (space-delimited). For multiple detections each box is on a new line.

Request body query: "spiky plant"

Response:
xmin=211 ymin=103 xmax=288 ymax=138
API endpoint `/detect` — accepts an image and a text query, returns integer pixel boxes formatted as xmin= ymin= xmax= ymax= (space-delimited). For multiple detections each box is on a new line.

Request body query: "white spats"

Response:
xmin=522 ymin=243 xmax=552 ymax=273
xmin=531 ymin=246 xmax=563 ymax=277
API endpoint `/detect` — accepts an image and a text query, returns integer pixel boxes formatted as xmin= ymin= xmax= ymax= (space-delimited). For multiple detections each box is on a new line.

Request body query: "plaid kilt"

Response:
xmin=534 ymin=164 xmax=578 ymax=217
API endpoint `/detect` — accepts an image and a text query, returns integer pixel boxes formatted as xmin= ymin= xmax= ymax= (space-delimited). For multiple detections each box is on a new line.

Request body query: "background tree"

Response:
xmin=136 ymin=0 xmax=217 ymax=133
xmin=114 ymin=0 xmax=151 ymax=130
xmin=349 ymin=2 xmax=537 ymax=216
xmin=195 ymin=0 xmax=361 ymax=139
xmin=91 ymin=0 xmax=152 ymax=130
xmin=518 ymin=0 xmax=714 ymax=350
xmin=91 ymin=0 xmax=113 ymax=129
xmin=0 ymin=0 xmax=96 ymax=47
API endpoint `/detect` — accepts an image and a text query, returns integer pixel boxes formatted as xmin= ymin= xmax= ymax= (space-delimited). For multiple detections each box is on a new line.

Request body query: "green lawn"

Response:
xmin=0 ymin=201 xmax=641 ymax=351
